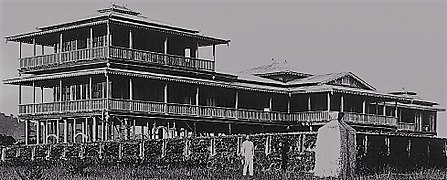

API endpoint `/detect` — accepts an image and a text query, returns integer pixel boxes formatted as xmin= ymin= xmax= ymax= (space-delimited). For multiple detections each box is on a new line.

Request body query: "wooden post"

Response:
xmin=32 ymin=81 xmax=36 ymax=113
xmin=93 ymin=117 xmax=97 ymax=142
xmin=56 ymin=118 xmax=60 ymax=143
xmin=129 ymin=30 xmax=133 ymax=49
xmin=41 ymin=45 xmax=44 ymax=55
xmin=33 ymin=38 xmax=36 ymax=56
xmin=129 ymin=78 xmax=133 ymax=100
xmin=362 ymin=100 xmax=366 ymax=114
xmin=327 ymin=92 xmax=331 ymax=112
xmin=195 ymin=42 xmax=199 ymax=58
xmin=228 ymin=123 xmax=232 ymax=135
xmin=287 ymin=93 xmax=291 ymax=113
xmin=212 ymin=44 xmax=216 ymax=61
xmin=64 ymin=119 xmax=68 ymax=143
xmin=382 ymin=102 xmax=386 ymax=116
xmin=163 ymin=37 xmax=168 ymax=63
xmin=133 ymin=119 xmax=136 ymax=140
xmin=89 ymin=27 xmax=93 ymax=49
xmin=269 ymin=97 xmax=273 ymax=110
xmin=19 ymin=42 xmax=22 ymax=58
xmin=307 ymin=96 xmax=311 ymax=111
xmin=18 ymin=84 xmax=22 ymax=105
xmin=73 ymin=118 xmax=77 ymax=143
xmin=25 ymin=120 xmax=29 ymax=145
xmin=59 ymin=79 xmax=63 ymax=111
xmin=36 ymin=121 xmax=40 ymax=145
xmin=84 ymin=118 xmax=88 ymax=142
xmin=44 ymin=120 xmax=48 ymax=144
xmin=164 ymin=83 xmax=168 ymax=113
xmin=59 ymin=33 xmax=63 ymax=61
xmin=41 ymin=87 xmax=44 ymax=103
xmin=340 ymin=95 xmax=344 ymax=112
xmin=101 ymin=114 xmax=105 ymax=141
xmin=394 ymin=101 xmax=398 ymax=118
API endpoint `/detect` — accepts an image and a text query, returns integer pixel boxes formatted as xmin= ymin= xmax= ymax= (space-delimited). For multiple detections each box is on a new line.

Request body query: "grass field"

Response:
xmin=1 ymin=164 xmax=446 ymax=180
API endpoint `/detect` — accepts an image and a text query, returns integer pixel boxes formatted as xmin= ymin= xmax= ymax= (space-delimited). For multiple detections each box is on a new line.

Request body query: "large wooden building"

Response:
xmin=3 ymin=5 xmax=444 ymax=145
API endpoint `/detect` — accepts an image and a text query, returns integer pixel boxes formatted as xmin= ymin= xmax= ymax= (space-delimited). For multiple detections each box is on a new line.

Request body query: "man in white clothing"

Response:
xmin=241 ymin=135 xmax=254 ymax=177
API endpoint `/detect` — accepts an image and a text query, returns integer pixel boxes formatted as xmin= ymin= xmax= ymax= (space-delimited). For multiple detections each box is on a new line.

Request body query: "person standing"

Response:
xmin=241 ymin=135 xmax=254 ymax=177
xmin=280 ymin=139 xmax=289 ymax=172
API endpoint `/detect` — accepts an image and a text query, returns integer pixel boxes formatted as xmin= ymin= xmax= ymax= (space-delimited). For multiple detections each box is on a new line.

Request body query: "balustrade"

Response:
xmin=18 ymin=99 xmax=399 ymax=127
xmin=19 ymin=46 xmax=214 ymax=71
xmin=398 ymin=122 xmax=416 ymax=131
xmin=19 ymin=47 xmax=107 ymax=70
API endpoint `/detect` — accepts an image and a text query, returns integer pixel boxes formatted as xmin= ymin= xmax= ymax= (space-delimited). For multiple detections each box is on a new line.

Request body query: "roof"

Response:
xmin=5 ymin=4 xmax=230 ymax=46
xmin=240 ymin=59 xmax=311 ymax=76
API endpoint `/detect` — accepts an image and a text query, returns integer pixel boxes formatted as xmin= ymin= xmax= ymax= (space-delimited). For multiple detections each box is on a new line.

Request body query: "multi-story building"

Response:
xmin=3 ymin=4 xmax=444 ymax=145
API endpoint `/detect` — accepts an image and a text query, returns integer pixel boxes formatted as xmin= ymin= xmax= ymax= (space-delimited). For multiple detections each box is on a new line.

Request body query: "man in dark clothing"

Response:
xmin=280 ymin=139 xmax=289 ymax=172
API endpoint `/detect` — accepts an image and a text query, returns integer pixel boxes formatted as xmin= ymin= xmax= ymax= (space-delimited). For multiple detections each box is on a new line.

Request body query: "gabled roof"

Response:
xmin=239 ymin=60 xmax=312 ymax=83
xmin=287 ymin=72 xmax=376 ymax=91
xmin=240 ymin=59 xmax=311 ymax=76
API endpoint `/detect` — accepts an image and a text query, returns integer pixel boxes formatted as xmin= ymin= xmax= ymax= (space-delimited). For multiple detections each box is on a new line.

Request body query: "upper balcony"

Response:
xmin=19 ymin=46 xmax=215 ymax=72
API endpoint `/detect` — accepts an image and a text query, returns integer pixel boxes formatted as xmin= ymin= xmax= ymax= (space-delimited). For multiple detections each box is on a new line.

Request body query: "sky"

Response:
xmin=0 ymin=0 xmax=446 ymax=137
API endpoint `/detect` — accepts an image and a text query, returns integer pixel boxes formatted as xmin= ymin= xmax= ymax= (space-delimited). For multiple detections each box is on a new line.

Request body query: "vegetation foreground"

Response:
xmin=1 ymin=164 xmax=446 ymax=180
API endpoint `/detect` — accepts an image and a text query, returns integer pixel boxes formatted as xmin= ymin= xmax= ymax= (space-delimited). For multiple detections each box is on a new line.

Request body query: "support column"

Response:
xmin=307 ymin=96 xmax=311 ymax=111
xmin=59 ymin=33 xmax=63 ymax=56
xmin=164 ymin=83 xmax=168 ymax=113
xmin=105 ymin=73 xmax=110 ymax=100
xmin=56 ymin=118 xmax=60 ymax=143
xmin=89 ymin=27 xmax=93 ymax=48
xmin=195 ymin=42 xmax=199 ymax=58
xmin=195 ymin=87 xmax=199 ymax=106
xmin=327 ymin=92 xmax=331 ymax=112
xmin=163 ymin=37 xmax=168 ymax=63
xmin=93 ymin=117 xmax=97 ymax=142
xmin=84 ymin=118 xmax=88 ymax=142
xmin=129 ymin=30 xmax=133 ymax=49
xmin=41 ymin=87 xmax=44 ymax=103
xmin=36 ymin=121 xmax=40 ymax=145
xmin=33 ymin=38 xmax=36 ymax=56
xmin=104 ymin=115 xmax=109 ymax=141
xmin=235 ymin=91 xmax=239 ymax=109
xmin=129 ymin=78 xmax=133 ymax=100
xmin=212 ymin=44 xmax=216 ymax=61
xmin=41 ymin=45 xmax=45 ymax=55
xmin=340 ymin=95 xmax=344 ymax=112
xmin=132 ymin=119 xmax=136 ymax=140
xmin=382 ymin=103 xmax=386 ymax=116
xmin=287 ymin=93 xmax=291 ymax=113
xmin=32 ymin=81 xmax=36 ymax=113
xmin=64 ymin=119 xmax=68 ymax=143
xmin=101 ymin=113 xmax=105 ymax=141
xmin=107 ymin=22 xmax=111 ymax=46
xmin=394 ymin=101 xmax=398 ymax=118
xmin=268 ymin=97 xmax=273 ymax=110
xmin=19 ymin=42 xmax=22 ymax=59
xmin=18 ymin=84 xmax=22 ymax=105
xmin=73 ymin=119 xmax=77 ymax=142
xmin=59 ymin=79 xmax=63 ymax=102
xmin=44 ymin=120 xmax=48 ymax=144
xmin=228 ymin=123 xmax=232 ymax=135
xmin=25 ymin=120 xmax=29 ymax=145
xmin=362 ymin=100 xmax=366 ymax=114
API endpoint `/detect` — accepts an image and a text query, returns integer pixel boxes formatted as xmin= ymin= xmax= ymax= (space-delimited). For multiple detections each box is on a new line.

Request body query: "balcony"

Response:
xmin=18 ymin=46 xmax=215 ymax=72
xmin=398 ymin=122 xmax=416 ymax=131
xmin=18 ymin=99 xmax=398 ymax=126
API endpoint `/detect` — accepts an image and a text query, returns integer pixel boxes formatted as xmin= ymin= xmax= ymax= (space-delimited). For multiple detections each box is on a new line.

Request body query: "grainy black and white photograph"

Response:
xmin=0 ymin=0 xmax=446 ymax=179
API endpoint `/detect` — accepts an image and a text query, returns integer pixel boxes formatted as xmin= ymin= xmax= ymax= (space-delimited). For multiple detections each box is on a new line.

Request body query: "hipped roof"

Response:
xmin=5 ymin=4 xmax=230 ymax=46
